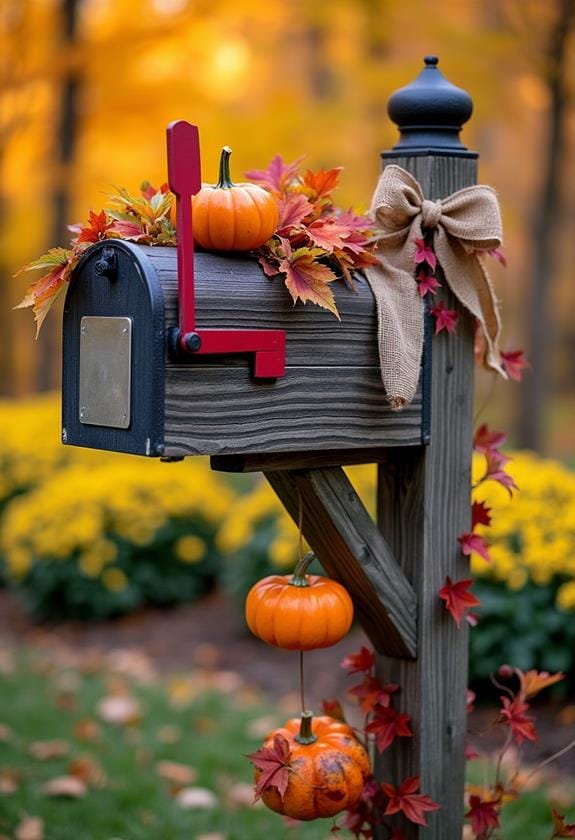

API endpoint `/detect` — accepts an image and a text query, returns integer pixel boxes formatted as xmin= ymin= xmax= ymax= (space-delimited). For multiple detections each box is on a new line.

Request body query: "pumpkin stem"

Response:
xmin=215 ymin=146 xmax=234 ymax=189
xmin=295 ymin=711 xmax=317 ymax=745
xmin=290 ymin=552 xmax=315 ymax=588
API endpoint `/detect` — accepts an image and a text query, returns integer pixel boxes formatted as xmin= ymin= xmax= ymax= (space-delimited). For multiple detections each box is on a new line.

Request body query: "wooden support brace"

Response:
xmin=264 ymin=466 xmax=418 ymax=659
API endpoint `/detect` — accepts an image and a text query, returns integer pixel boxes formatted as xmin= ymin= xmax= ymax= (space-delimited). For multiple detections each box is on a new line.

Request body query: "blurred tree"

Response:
xmin=37 ymin=0 xmax=81 ymax=391
xmin=517 ymin=0 xmax=575 ymax=451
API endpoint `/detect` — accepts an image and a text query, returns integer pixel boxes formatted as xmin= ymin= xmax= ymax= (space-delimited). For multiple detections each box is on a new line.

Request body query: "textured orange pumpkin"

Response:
xmin=257 ymin=712 xmax=371 ymax=821
xmin=185 ymin=146 xmax=278 ymax=251
xmin=245 ymin=553 xmax=354 ymax=651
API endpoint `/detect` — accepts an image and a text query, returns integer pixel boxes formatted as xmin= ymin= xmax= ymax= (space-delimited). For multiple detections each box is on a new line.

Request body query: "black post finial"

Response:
xmin=386 ymin=56 xmax=475 ymax=156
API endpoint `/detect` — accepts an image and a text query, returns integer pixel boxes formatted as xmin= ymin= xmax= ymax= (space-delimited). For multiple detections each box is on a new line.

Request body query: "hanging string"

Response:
xmin=296 ymin=487 xmax=307 ymax=714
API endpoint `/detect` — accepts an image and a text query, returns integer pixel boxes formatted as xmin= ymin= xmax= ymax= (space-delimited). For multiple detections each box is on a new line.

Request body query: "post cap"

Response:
xmin=386 ymin=56 xmax=474 ymax=154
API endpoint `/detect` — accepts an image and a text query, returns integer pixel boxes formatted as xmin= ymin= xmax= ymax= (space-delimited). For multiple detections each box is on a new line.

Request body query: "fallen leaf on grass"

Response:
xmin=29 ymin=740 xmax=70 ymax=760
xmin=41 ymin=775 xmax=87 ymax=798
xmin=0 ymin=769 xmax=20 ymax=794
xmin=175 ymin=787 xmax=218 ymax=810
xmin=195 ymin=835 xmax=227 ymax=840
xmin=73 ymin=719 xmax=101 ymax=742
xmin=97 ymin=695 xmax=141 ymax=725
xmin=0 ymin=724 xmax=13 ymax=742
xmin=68 ymin=756 xmax=106 ymax=787
xmin=14 ymin=815 xmax=44 ymax=840
xmin=156 ymin=761 xmax=197 ymax=788
xmin=156 ymin=725 xmax=182 ymax=744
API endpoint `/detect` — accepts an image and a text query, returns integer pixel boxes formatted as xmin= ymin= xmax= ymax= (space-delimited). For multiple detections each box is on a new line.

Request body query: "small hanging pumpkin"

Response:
xmin=186 ymin=146 xmax=279 ymax=251
xmin=255 ymin=712 xmax=371 ymax=821
xmin=245 ymin=553 xmax=353 ymax=650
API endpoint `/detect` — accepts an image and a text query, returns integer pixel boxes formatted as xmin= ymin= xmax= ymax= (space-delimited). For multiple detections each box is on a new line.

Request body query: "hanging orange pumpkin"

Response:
xmin=245 ymin=553 xmax=354 ymax=650
xmin=254 ymin=712 xmax=371 ymax=821
xmin=180 ymin=146 xmax=279 ymax=251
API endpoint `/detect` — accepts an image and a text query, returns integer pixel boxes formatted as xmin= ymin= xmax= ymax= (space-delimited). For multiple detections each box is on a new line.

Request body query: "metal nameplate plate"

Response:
xmin=79 ymin=316 xmax=132 ymax=429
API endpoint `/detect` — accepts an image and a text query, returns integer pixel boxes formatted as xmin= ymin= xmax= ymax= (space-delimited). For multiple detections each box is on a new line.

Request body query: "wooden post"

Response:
xmin=374 ymin=59 xmax=477 ymax=838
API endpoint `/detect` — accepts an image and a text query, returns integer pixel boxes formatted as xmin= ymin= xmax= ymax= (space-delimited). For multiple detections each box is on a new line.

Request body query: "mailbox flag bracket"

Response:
xmin=166 ymin=120 xmax=286 ymax=379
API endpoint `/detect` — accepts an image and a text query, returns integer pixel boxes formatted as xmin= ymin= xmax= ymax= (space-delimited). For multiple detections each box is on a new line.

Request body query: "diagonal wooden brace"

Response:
xmin=264 ymin=466 xmax=417 ymax=659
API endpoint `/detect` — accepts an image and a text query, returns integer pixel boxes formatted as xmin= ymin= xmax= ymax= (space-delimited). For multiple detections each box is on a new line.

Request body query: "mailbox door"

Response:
xmin=62 ymin=240 xmax=165 ymax=456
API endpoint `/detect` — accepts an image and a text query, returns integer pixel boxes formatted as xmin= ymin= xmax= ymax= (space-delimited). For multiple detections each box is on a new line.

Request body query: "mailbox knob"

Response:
xmin=94 ymin=247 xmax=117 ymax=279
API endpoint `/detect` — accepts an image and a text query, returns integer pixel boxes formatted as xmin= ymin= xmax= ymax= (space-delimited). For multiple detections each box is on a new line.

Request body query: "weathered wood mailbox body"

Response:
xmin=62 ymin=246 xmax=425 ymax=459
xmin=61 ymin=57 xmax=480 ymax=839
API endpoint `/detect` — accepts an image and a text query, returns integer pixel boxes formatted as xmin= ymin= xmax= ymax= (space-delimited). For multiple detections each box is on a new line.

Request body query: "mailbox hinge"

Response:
xmin=166 ymin=120 xmax=286 ymax=379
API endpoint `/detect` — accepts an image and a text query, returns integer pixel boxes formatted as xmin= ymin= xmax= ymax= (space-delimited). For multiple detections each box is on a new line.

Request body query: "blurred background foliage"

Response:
xmin=0 ymin=0 xmax=573 ymax=456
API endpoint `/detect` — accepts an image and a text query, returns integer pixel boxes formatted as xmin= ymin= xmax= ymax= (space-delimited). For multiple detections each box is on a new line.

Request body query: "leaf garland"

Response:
xmin=245 ymin=156 xmax=379 ymax=317
xmin=15 ymin=183 xmax=175 ymax=335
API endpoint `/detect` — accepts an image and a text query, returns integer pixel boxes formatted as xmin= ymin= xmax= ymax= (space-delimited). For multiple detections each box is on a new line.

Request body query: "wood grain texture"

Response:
xmin=140 ymin=248 xmax=425 ymax=456
xmin=265 ymin=467 xmax=418 ymax=659
xmin=374 ymin=154 xmax=477 ymax=839
xmin=211 ymin=446 xmax=392 ymax=473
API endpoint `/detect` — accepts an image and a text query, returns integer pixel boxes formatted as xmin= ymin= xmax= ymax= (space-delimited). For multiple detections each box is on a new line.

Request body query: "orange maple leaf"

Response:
xmin=279 ymin=247 xmax=339 ymax=318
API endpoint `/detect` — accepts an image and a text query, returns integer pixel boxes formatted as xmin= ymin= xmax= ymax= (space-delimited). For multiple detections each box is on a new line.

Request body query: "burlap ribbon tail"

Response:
xmin=364 ymin=165 xmax=505 ymax=410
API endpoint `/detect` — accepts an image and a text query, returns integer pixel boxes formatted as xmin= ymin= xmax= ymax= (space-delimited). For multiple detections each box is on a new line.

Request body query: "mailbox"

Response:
xmin=62 ymin=120 xmax=428 ymax=461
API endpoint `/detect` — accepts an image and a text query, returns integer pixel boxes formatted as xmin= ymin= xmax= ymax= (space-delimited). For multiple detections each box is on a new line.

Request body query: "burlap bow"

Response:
xmin=364 ymin=165 xmax=505 ymax=410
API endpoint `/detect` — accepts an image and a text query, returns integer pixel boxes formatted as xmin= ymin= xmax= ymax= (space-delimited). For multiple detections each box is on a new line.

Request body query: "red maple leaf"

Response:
xmin=438 ymin=577 xmax=481 ymax=628
xmin=366 ymin=704 xmax=412 ymax=753
xmin=501 ymin=349 xmax=530 ymax=382
xmin=472 ymin=500 xmax=492 ymax=529
xmin=77 ymin=209 xmax=113 ymax=243
xmin=247 ymin=734 xmax=292 ymax=801
xmin=551 ymin=809 xmax=575 ymax=837
xmin=458 ymin=532 xmax=491 ymax=563
xmin=140 ymin=180 xmax=169 ymax=200
xmin=498 ymin=696 xmax=537 ymax=745
xmin=306 ymin=218 xmax=352 ymax=252
xmin=473 ymin=424 xmax=507 ymax=454
xmin=465 ymin=794 xmax=500 ymax=836
xmin=416 ymin=270 xmax=440 ymax=297
xmin=486 ymin=247 xmax=507 ymax=267
xmin=483 ymin=449 xmax=518 ymax=495
xmin=303 ymin=166 xmax=342 ymax=199
xmin=430 ymin=300 xmax=458 ymax=335
xmin=277 ymin=193 xmax=314 ymax=233
xmin=341 ymin=646 xmax=375 ymax=676
xmin=245 ymin=154 xmax=305 ymax=194
xmin=349 ymin=675 xmax=399 ymax=714
xmin=321 ymin=698 xmax=347 ymax=721
xmin=279 ymin=247 xmax=339 ymax=317
xmin=382 ymin=776 xmax=440 ymax=827
xmin=414 ymin=238 xmax=437 ymax=270
xmin=107 ymin=219 xmax=151 ymax=242
xmin=337 ymin=207 xmax=376 ymax=232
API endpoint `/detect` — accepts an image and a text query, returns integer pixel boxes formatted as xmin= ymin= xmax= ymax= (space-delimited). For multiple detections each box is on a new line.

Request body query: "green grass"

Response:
xmin=0 ymin=646 xmax=573 ymax=839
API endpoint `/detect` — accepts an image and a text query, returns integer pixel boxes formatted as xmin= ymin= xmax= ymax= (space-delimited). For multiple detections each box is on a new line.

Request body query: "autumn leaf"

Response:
xmin=472 ymin=500 xmax=492 ymax=529
xmin=156 ymin=760 xmax=197 ymax=788
xmin=382 ymin=776 xmax=440 ymax=827
xmin=458 ymin=532 xmax=491 ymax=563
xmin=107 ymin=219 xmax=151 ymax=242
xmin=416 ymin=270 xmax=440 ymax=297
xmin=365 ymin=704 xmax=412 ymax=753
xmin=29 ymin=739 xmax=70 ymax=760
xmin=519 ymin=669 xmax=565 ymax=699
xmin=414 ymin=238 xmax=437 ymax=270
xmin=465 ymin=794 xmax=500 ymax=836
xmin=321 ymin=698 xmax=347 ymax=721
xmin=551 ymin=809 xmax=575 ymax=837
xmin=486 ymin=247 xmax=507 ymax=267
xmin=498 ymin=696 xmax=537 ymax=745
xmin=279 ymin=247 xmax=340 ymax=318
xmin=68 ymin=755 xmax=107 ymax=788
xmin=439 ymin=577 xmax=481 ymax=628
xmin=306 ymin=218 xmax=354 ymax=252
xmin=14 ymin=815 xmax=44 ymax=840
xmin=483 ymin=449 xmax=518 ymax=495
xmin=41 ymin=775 xmax=87 ymax=798
xmin=501 ymin=349 xmax=530 ymax=382
xmin=430 ymin=300 xmax=458 ymax=335
xmin=175 ymin=786 xmax=218 ymax=810
xmin=15 ymin=248 xmax=78 ymax=335
xmin=76 ymin=209 xmax=113 ymax=244
xmin=245 ymin=154 xmax=305 ymax=194
xmin=473 ymin=424 xmax=506 ymax=454
xmin=349 ymin=675 xmax=399 ymax=714
xmin=247 ymin=734 xmax=292 ymax=802
xmin=97 ymin=694 xmax=141 ymax=725
xmin=303 ymin=166 xmax=342 ymax=200
xmin=467 ymin=689 xmax=476 ymax=714
xmin=276 ymin=193 xmax=314 ymax=233
xmin=341 ymin=646 xmax=374 ymax=676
